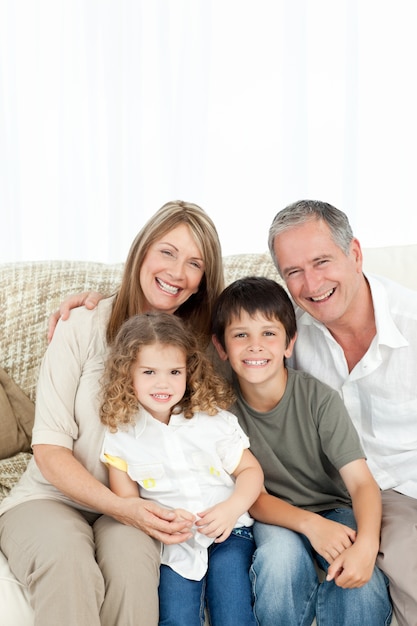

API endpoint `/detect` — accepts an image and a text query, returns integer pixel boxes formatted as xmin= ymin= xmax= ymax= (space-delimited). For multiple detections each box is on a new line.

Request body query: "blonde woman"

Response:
xmin=0 ymin=201 xmax=226 ymax=626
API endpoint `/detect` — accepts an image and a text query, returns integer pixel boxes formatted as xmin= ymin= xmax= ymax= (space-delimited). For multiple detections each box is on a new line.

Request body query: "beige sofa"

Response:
xmin=2 ymin=245 xmax=415 ymax=625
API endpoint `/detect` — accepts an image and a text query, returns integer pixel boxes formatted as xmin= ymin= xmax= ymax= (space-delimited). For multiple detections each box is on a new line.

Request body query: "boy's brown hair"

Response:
xmin=212 ymin=276 xmax=297 ymax=350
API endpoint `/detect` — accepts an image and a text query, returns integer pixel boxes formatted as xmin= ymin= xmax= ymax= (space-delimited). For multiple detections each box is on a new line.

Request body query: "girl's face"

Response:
xmin=139 ymin=224 xmax=205 ymax=314
xmin=132 ymin=342 xmax=187 ymax=424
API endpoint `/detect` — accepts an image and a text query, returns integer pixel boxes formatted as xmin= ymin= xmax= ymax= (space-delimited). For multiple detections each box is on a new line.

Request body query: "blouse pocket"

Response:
xmin=191 ymin=451 xmax=234 ymax=487
xmin=128 ymin=463 xmax=172 ymax=492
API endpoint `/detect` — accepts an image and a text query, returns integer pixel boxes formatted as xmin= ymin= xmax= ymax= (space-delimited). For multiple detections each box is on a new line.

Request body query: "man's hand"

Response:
xmin=47 ymin=291 xmax=104 ymax=342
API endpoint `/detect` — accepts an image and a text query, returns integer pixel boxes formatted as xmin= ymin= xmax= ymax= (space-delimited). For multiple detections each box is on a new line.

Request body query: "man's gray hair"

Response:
xmin=268 ymin=199 xmax=354 ymax=274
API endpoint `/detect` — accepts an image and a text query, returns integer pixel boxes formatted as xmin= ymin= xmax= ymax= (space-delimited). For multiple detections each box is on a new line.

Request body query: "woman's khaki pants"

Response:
xmin=0 ymin=499 xmax=160 ymax=626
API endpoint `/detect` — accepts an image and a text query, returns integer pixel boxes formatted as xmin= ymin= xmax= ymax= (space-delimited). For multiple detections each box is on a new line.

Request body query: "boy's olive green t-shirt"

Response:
xmin=232 ymin=367 xmax=365 ymax=512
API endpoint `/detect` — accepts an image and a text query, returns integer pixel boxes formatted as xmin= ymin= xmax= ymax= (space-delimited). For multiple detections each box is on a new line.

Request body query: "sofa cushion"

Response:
xmin=0 ymin=549 xmax=34 ymax=625
xmin=0 ymin=368 xmax=35 ymax=460
xmin=0 ymin=453 xmax=32 ymax=501
xmin=0 ymin=260 xmax=124 ymax=403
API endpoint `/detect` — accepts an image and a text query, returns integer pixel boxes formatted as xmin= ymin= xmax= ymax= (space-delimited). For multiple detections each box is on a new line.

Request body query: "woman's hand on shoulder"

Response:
xmin=47 ymin=291 xmax=104 ymax=342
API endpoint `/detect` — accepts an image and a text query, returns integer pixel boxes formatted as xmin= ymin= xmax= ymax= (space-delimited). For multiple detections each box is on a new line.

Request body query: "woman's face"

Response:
xmin=139 ymin=224 xmax=205 ymax=314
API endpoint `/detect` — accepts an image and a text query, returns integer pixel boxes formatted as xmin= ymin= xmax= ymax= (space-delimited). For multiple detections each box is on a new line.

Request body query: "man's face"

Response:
xmin=273 ymin=218 xmax=363 ymax=328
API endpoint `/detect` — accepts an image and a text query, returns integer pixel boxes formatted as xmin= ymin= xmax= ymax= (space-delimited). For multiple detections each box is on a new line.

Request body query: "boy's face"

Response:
xmin=213 ymin=310 xmax=296 ymax=386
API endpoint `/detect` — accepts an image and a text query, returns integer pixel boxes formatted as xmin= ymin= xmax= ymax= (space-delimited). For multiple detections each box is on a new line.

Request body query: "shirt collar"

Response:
xmin=367 ymin=274 xmax=408 ymax=348
xmin=133 ymin=406 xmax=189 ymax=437
xmin=133 ymin=406 xmax=150 ymax=437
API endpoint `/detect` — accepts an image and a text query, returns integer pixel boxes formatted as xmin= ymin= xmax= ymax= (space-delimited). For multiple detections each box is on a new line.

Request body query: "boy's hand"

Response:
xmin=305 ymin=515 xmax=356 ymax=562
xmin=326 ymin=539 xmax=377 ymax=588
xmin=195 ymin=501 xmax=240 ymax=543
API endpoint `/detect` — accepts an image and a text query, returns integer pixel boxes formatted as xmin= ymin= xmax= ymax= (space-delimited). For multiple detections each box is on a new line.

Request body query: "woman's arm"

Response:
xmin=33 ymin=444 xmax=193 ymax=543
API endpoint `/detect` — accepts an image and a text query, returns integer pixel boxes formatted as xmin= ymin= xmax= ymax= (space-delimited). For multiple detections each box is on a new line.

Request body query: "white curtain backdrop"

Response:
xmin=1 ymin=0 xmax=416 ymax=263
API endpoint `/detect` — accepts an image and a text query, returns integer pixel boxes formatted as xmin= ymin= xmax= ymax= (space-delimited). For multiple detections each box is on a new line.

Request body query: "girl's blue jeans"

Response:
xmin=158 ymin=526 xmax=256 ymax=626
xmin=250 ymin=508 xmax=392 ymax=626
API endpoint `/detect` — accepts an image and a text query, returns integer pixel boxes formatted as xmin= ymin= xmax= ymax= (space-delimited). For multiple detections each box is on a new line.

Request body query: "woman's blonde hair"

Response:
xmin=107 ymin=200 xmax=224 ymax=345
xmin=100 ymin=313 xmax=235 ymax=432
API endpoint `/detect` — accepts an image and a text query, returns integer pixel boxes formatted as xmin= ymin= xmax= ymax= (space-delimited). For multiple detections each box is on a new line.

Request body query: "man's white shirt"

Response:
xmin=289 ymin=273 xmax=417 ymax=499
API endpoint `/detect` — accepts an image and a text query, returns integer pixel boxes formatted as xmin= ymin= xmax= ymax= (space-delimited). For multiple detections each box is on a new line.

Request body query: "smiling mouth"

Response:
xmin=243 ymin=359 xmax=269 ymax=366
xmin=156 ymin=277 xmax=180 ymax=295
xmin=308 ymin=288 xmax=335 ymax=302
xmin=152 ymin=394 xmax=171 ymax=400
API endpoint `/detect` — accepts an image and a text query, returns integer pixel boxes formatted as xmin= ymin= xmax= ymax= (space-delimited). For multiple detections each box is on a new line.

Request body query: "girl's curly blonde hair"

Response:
xmin=100 ymin=312 xmax=235 ymax=432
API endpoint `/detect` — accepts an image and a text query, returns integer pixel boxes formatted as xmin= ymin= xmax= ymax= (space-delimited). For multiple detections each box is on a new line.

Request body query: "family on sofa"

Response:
xmin=0 ymin=199 xmax=415 ymax=626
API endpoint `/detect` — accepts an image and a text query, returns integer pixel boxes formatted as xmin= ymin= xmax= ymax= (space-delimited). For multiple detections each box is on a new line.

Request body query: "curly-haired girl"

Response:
xmin=100 ymin=312 xmax=263 ymax=626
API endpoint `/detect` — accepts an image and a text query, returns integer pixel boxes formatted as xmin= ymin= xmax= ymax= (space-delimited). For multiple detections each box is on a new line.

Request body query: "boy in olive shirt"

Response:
xmin=212 ymin=277 xmax=391 ymax=626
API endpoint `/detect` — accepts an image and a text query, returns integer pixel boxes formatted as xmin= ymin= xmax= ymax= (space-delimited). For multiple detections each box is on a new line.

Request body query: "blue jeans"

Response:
xmin=250 ymin=508 xmax=392 ymax=626
xmin=158 ymin=527 xmax=256 ymax=626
